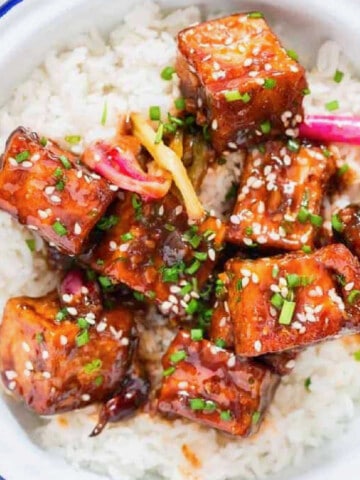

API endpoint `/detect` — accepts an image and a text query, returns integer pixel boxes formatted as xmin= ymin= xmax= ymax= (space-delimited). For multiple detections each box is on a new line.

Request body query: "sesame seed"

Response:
xmin=244 ymin=58 xmax=253 ymax=67
xmin=211 ymin=119 xmax=218 ymax=130
xmin=230 ymin=215 xmax=241 ymax=225
xmin=158 ymin=205 xmax=164 ymax=216
xmin=121 ymin=337 xmax=129 ymax=346
xmin=60 ymin=335 xmax=68 ymax=346
xmin=96 ymin=321 xmax=107 ymax=333
xmin=227 ymin=355 xmax=236 ymax=368
xmin=175 ymin=205 xmax=183 ymax=216
xmin=109 ymin=184 xmax=119 ymax=192
xmin=42 ymin=350 xmax=49 ymax=360
xmin=22 ymin=161 xmax=33 ymax=168
xmin=208 ymin=248 xmax=216 ymax=261
xmin=252 ymin=273 xmax=259 ymax=283
xmin=178 ymin=381 xmax=189 ymax=389
xmin=42 ymin=371 xmax=51 ymax=379
xmin=227 ymin=142 xmax=238 ymax=150
xmin=241 ymin=269 xmax=251 ymax=277
xmin=264 ymin=63 xmax=272 ymax=71
xmin=38 ymin=209 xmax=49 ymax=219
xmin=25 ymin=361 xmax=34 ymax=371
xmin=169 ymin=294 xmax=178 ymax=304
xmin=257 ymin=201 xmax=265 ymax=214
xmin=254 ymin=340 xmax=262 ymax=352
xmin=8 ymin=381 xmax=16 ymax=391
xmin=74 ymin=223 xmax=82 ymax=235
xmin=5 ymin=370 xmax=17 ymax=380
xmin=50 ymin=195 xmax=61 ymax=204
xmin=345 ymin=282 xmax=354 ymax=291
xmin=45 ymin=186 xmax=55 ymax=195
xmin=119 ymin=243 xmax=129 ymax=252
xmin=286 ymin=360 xmax=296 ymax=369
xmin=24 ymin=369 xmax=31 ymax=377
xmin=62 ymin=294 xmax=73 ymax=303
xmin=22 ymin=341 xmax=30 ymax=352
xmin=81 ymin=394 xmax=91 ymax=402
xmin=242 ymin=277 xmax=250 ymax=288
xmin=243 ymin=238 xmax=253 ymax=246
xmin=109 ymin=241 xmax=117 ymax=251
xmin=67 ymin=307 xmax=78 ymax=316
xmin=28 ymin=225 xmax=39 ymax=231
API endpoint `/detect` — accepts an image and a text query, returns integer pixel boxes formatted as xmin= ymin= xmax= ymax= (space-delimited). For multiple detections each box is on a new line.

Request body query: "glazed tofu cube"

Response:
xmin=0 ymin=293 xmax=136 ymax=415
xmin=157 ymin=330 xmax=279 ymax=436
xmin=177 ymin=13 xmax=308 ymax=152
xmin=212 ymin=244 xmax=360 ymax=356
xmin=85 ymin=192 xmax=225 ymax=314
xmin=227 ymin=141 xmax=336 ymax=251
xmin=332 ymin=204 xmax=360 ymax=258
xmin=0 ymin=128 xmax=116 ymax=255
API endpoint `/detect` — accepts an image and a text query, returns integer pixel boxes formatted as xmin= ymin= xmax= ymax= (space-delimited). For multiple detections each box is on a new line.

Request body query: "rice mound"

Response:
xmin=1 ymin=3 xmax=360 ymax=480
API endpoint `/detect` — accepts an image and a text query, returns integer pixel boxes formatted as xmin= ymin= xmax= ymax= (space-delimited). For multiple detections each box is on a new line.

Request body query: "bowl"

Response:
xmin=1 ymin=0 xmax=360 ymax=479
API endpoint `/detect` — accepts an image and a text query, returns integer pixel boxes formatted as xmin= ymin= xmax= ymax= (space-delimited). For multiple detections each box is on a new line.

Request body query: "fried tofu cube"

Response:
xmin=0 ymin=293 xmax=136 ymax=415
xmin=177 ymin=13 xmax=308 ymax=152
xmin=0 ymin=128 xmax=116 ymax=255
xmin=333 ymin=204 xmax=360 ymax=258
xmin=85 ymin=192 xmax=225 ymax=313
xmin=212 ymin=244 xmax=360 ymax=356
xmin=227 ymin=141 xmax=336 ymax=251
xmin=157 ymin=330 xmax=279 ymax=436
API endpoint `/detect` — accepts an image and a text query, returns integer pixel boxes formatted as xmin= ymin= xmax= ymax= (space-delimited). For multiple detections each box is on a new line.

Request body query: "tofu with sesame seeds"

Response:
xmin=157 ymin=330 xmax=279 ymax=436
xmin=84 ymin=192 xmax=225 ymax=312
xmin=332 ymin=204 xmax=360 ymax=259
xmin=176 ymin=13 xmax=308 ymax=152
xmin=212 ymin=244 xmax=360 ymax=356
xmin=0 ymin=127 xmax=116 ymax=255
xmin=0 ymin=292 xmax=136 ymax=415
xmin=227 ymin=140 xmax=336 ymax=251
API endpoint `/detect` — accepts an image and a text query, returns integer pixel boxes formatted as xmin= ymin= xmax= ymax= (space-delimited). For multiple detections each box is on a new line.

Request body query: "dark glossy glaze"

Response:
xmin=158 ymin=330 xmax=279 ymax=436
xmin=176 ymin=13 xmax=307 ymax=152
xmin=0 ymin=127 xmax=116 ymax=255
xmin=334 ymin=204 xmax=360 ymax=258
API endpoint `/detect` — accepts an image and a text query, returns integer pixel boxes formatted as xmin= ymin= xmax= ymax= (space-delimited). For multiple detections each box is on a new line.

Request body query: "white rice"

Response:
xmin=1 ymin=3 xmax=360 ymax=480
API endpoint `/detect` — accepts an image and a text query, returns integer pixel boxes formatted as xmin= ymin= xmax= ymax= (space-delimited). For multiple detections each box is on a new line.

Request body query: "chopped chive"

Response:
xmin=245 ymin=226 xmax=253 ymax=236
xmin=165 ymin=223 xmax=176 ymax=232
xmin=215 ymin=338 xmax=226 ymax=348
xmin=217 ymin=156 xmax=227 ymax=165
xmin=52 ymin=220 xmax=68 ymax=236
xmin=220 ymin=410 xmax=232 ymax=421
xmin=194 ymin=251 xmax=207 ymax=261
xmin=252 ymin=411 xmax=261 ymax=424
xmin=278 ymin=300 xmax=296 ymax=325
xmin=297 ymin=206 xmax=309 ymax=224
xmin=26 ymin=239 xmax=36 ymax=252
xmin=353 ymin=350 xmax=360 ymax=361
xmin=333 ymin=69 xmax=344 ymax=83
xmin=168 ymin=113 xmax=184 ymax=126
xmin=258 ymin=144 xmax=266 ymax=154
xmin=163 ymin=366 xmax=175 ymax=377
xmin=321 ymin=147 xmax=332 ymax=158
xmin=101 ymin=101 xmax=108 ymax=126
xmin=189 ymin=398 xmax=206 ymax=410
xmin=55 ymin=179 xmax=65 ymax=191
xmin=53 ymin=167 xmax=63 ymax=178
xmin=15 ymin=150 xmax=30 ymax=163
xmin=98 ymin=276 xmax=112 ymax=289
xmin=272 ymin=265 xmax=279 ymax=278
xmin=202 ymin=124 xmax=211 ymax=141
xmin=94 ymin=375 xmax=104 ymax=387
xmin=236 ymin=279 xmax=243 ymax=291
xmin=170 ymin=350 xmax=187 ymax=364
xmin=133 ymin=291 xmax=145 ymax=302
xmin=336 ymin=274 xmax=346 ymax=287
xmin=174 ymin=97 xmax=186 ymax=110
xmin=337 ymin=163 xmax=349 ymax=176
xmin=96 ymin=215 xmax=119 ymax=231
xmin=286 ymin=49 xmax=299 ymax=61
xmin=149 ymin=105 xmax=161 ymax=121
xmin=185 ymin=259 xmax=201 ymax=275
xmin=65 ymin=135 xmax=81 ymax=145
xmin=96 ymin=259 xmax=104 ymax=266
xmin=224 ymin=90 xmax=251 ymax=103
xmin=55 ymin=308 xmax=68 ymax=322
xmin=35 ymin=332 xmax=44 ymax=344
xmin=147 ymin=290 xmax=156 ymax=300
xmin=303 ymin=87 xmax=311 ymax=96
xmin=76 ymin=329 xmax=90 ymax=347
xmin=191 ymin=329 xmax=203 ymax=341
xmin=263 ymin=78 xmax=276 ymax=89
xmin=40 ymin=136 xmax=48 ymax=147
xmin=331 ymin=213 xmax=344 ymax=233
xmin=309 ymin=213 xmax=323 ymax=227
xmin=247 ymin=11 xmax=263 ymax=18
xmin=154 ymin=123 xmax=164 ymax=144
xmin=59 ymin=155 xmax=71 ymax=169
xmin=77 ymin=317 xmax=89 ymax=329
xmin=304 ymin=377 xmax=312 ymax=391
xmin=180 ymin=283 xmax=192 ymax=296
xmin=347 ymin=290 xmax=360 ymax=305
xmin=121 ymin=232 xmax=134 ymax=242
xmin=302 ymin=245 xmax=312 ymax=254
xmin=161 ymin=66 xmax=176 ymax=80
xmin=325 ymin=100 xmax=339 ymax=112
xmin=286 ymin=274 xmax=314 ymax=288
xmin=184 ymin=115 xmax=195 ymax=126
xmin=260 ymin=120 xmax=271 ymax=134
xmin=271 ymin=292 xmax=284 ymax=309
xmin=83 ymin=359 xmax=102 ymax=374
xmin=204 ymin=400 xmax=217 ymax=411
xmin=186 ymin=298 xmax=199 ymax=315
xmin=287 ymin=138 xmax=300 ymax=152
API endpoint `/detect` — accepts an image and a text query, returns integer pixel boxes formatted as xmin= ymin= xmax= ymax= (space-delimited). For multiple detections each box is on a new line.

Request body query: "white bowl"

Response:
xmin=1 ymin=0 xmax=360 ymax=479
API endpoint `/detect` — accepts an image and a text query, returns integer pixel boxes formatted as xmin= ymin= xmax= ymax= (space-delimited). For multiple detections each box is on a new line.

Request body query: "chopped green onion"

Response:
xmin=236 ymin=279 xmax=243 ymax=291
xmin=286 ymin=274 xmax=314 ymax=288
xmin=309 ymin=213 xmax=323 ymax=227
xmin=40 ymin=136 xmax=48 ymax=147
xmin=59 ymin=155 xmax=71 ymax=169
xmin=224 ymin=90 xmax=251 ymax=103
xmin=154 ymin=123 xmax=164 ymax=144
xmin=271 ymin=292 xmax=284 ymax=309
xmin=260 ymin=120 xmax=271 ymax=134
xmin=247 ymin=11 xmax=263 ymax=18
xmin=15 ymin=150 xmax=30 ymax=163
xmin=258 ymin=144 xmax=266 ymax=154
xmin=278 ymin=300 xmax=296 ymax=325
xmin=35 ymin=332 xmax=44 ymax=344
xmin=287 ymin=138 xmax=300 ymax=152
xmin=337 ymin=163 xmax=349 ymax=176
xmin=272 ymin=265 xmax=279 ymax=278
xmin=53 ymin=167 xmax=63 ymax=178
xmin=165 ymin=223 xmax=176 ymax=232
xmin=65 ymin=135 xmax=81 ymax=145
xmin=333 ymin=69 xmax=344 ymax=83
xmin=203 ymin=400 xmax=217 ymax=411
xmin=147 ymin=290 xmax=156 ymax=300
xmin=353 ymin=350 xmax=360 ymax=361
xmin=161 ymin=66 xmax=176 ymax=80
xmin=186 ymin=298 xmax=199 ymax=315
xmin=55 ymin=179 xmax=65 ymax=191
xmin=331 ymin=213 xmax=344 ymax=233
xmin=163 ymin=366 xmax=175 ymax=377
xmin=174 ymin=97 xmax=186 ymax=110
xmin=185 ymin=259 xmax=201 ymax=275
xmin=77 ymin=317 xmax=89 ymax=329
xmin=84 ymin=359 xmax=102 ymax=374
xmin=101 ymin=101 xmax=108 ymax=126
xmin=189 ymin=398 xmax=206 ymax=410
xmin=191 ymin=329 xmax=203 ymax=341
xmin=263 ymin=78 xmax=276 ymax=89
xmin=347 ymin=290 xmax=360 ymax=305
xmin=133 ymin=291 xmax=145 ymax=302
xmin=76 ymin=329 xmax=90 ymax=347
xmin=297 ymin=206 xmax=309 ymax=224
xmin=98 ymin=276 xmax=112 ymax=289
xmin=336 ymin=274 xmax=346 ymax=287
xmin=321 ymin=147 xmax=332 ymax=158
xmin=215 ymin=338 xmax=226 ymax=348
xmin=245 ymin=226 xmax=253 ymax=236
xmin=302 ymin=245 xmax=312 ymax=254
xmin=52 ymin=220 xmax=68 ymax=236
xmin=170 ymin=350 xmax=187 ymax=364
xmin=97 ymin=215 xmax=119 ymax=231
xmin=304 ymin=377 xmax=312 ymax=391
xmin=252 ymin=411 xmax=261 ymax=424
xmin=121 ymin=232 xmax=134 ymax=242
xmin=220 ymin=410 xmax=232 ymax=421
xmin=286 ymin=49 xmax=299 ymax=61
xmin=26 ymin=239 xmax=36 ymax=252
xmin=149 ymin=105 xmax=161 ymax=121
xmin=303 ymin=87 xmax=311 ymax=96
xmin=94 ymin=375 xmax=104 ymax=387
xmin=325 ymin=100 xmax=339 ymax=112
xmin=194 ymin=251 xmax=207 ymax=261
xmin=55 ymin=308 xmax=68 ymax=322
